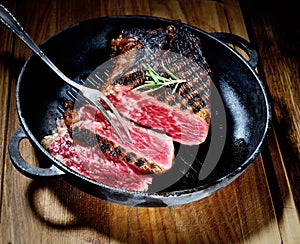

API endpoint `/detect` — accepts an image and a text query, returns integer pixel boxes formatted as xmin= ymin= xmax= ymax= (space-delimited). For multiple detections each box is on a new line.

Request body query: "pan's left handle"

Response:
xmin=8 ymin=126 xmax=65 ymax=179
xmin=210 ymin=32 xmax=258 ymax=70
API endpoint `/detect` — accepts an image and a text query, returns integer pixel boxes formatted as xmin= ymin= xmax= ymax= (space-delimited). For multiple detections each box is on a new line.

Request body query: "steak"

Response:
xmin=41 ymin=21 xmax=212 ymax=191
xmin=42 ymin=119 xmax=153 ymax=191
xmin=107 ymin=87 xmax=209 ymax=145
xmin=62 ymin=102 xmax=175 ymax=174
xmin=100 ymin=21 xmax=211 ymax=145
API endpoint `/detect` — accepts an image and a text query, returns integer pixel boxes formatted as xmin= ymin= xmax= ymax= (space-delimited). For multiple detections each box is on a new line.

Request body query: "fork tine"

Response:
xmin=87 ymin=97 xmax=128 ymax=144
xmin=96 ymin=92 xmax=134 ymax=144
xmin=86 ymin=76 xmax=135 ymax=144
xmin=66 ymin=89 xmax=130 ymax=144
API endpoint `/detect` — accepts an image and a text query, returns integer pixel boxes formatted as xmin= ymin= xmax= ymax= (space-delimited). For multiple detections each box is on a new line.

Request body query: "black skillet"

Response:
xmin=8 ymin=15 xmax=272 ymax=207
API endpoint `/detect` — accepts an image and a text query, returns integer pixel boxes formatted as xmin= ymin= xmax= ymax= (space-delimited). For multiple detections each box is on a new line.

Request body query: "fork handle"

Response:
xmin=1 ymin=4 xmax=132 ymax=144
xmin=0 ymin=4 xmax=82 ymax=91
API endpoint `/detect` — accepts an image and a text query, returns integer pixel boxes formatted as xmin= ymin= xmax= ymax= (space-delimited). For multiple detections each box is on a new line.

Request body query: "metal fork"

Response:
xmin=0 ymin=4 xmax=133 ymax=144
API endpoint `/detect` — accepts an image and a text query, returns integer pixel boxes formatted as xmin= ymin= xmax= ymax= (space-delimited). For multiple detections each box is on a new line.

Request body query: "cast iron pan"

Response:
xmin=8 ymin=15 xmax=272 ymax=207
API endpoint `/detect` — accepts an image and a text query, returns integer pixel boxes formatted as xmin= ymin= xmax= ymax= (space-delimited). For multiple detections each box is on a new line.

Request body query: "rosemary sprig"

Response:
xmin=132 ymin=62 xmax=186 ymax=94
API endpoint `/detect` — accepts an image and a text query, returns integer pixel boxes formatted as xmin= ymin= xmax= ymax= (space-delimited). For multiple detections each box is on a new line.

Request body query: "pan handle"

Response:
xmin=8 ymin=126 xmax=65 ymax=179
xmin=210 ymin=32 xmax=258 ymax=69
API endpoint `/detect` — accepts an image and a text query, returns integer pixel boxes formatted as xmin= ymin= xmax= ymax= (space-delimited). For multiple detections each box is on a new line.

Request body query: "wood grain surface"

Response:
xmin=0 ymin=0 xmax=299 ymax=243
xmin=240 ymin=1 xmax=300 ymax=243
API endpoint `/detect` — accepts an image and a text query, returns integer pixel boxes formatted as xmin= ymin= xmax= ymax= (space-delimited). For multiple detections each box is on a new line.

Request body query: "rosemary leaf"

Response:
xmin=133 ymin=63 xmax=186 ymax=93
xmin=142 ymin=84 xmax=165 ymax=94
xmin=132 ymin=82 xmax=156 ymax=91
xmin=172 ymin=83 xmax=180 ymax=93
xmin=161 ymin=61 xmax=180 ymax=80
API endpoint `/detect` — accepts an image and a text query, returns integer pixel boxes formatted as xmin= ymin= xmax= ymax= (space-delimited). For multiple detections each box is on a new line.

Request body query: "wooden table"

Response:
xmin=1 ymin=0 xmax=299 ymax=243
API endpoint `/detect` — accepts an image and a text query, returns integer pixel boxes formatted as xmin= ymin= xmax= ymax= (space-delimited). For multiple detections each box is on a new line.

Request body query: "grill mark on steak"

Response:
xmin=103 ymin=51 xmax=211 ymax=118
xmin=100 ymin=23 xmax=212 ymax=144
xmin=64 ymin=103 xmax=175 ymax=174
xmin=109 ymin=89 xmax=209 ymax=145
xmin=105 ymin=21 xmax=212 ymax=133
xmin=72 ymin=126 xmax=162 ymax=174
xmin=41 ymin=119 xmax=153 ymax=191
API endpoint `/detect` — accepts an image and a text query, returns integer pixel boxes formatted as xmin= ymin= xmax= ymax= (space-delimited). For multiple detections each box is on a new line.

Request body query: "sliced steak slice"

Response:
xmin=108 ymin=87 xmax=209 ymax=145
xmin=41 ymin=119 xmax=152 ymax=191
xmin=65 ymin=104 xmax=175 ymax=174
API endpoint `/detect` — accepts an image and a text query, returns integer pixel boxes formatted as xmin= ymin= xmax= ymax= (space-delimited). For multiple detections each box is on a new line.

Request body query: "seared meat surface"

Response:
xmin=42 ymin=118 xmax=153 ymax=191
xmin=102 ymin=22 xmax=211 ymax=144
xmin=63 ymin=103 xmax=175 ymax=174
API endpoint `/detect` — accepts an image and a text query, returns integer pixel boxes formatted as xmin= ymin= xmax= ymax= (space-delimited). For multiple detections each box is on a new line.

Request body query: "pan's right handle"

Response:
xmin=210 ymin=32 xmax=258 ymax=70
xmin=8 ymin=126 xmax=65 ymax=179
